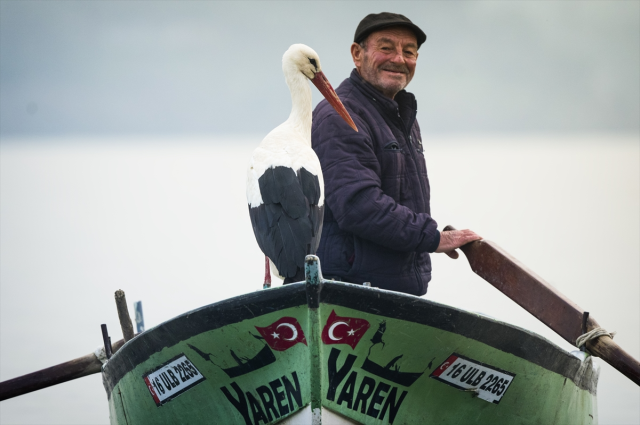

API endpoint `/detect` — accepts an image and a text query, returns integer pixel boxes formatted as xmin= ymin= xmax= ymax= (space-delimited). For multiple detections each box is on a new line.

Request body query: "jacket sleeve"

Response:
xmin=312 ymin=109 xmax=440 ymax=253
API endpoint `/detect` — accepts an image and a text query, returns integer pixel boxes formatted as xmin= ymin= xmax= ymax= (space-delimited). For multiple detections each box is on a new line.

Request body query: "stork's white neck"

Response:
xmin=284 ymin=69 xmax=313 ymax=144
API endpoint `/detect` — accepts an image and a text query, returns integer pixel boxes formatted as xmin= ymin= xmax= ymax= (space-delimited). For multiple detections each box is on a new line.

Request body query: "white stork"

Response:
xmin=246 ymin=44 xmax=357 ymax=285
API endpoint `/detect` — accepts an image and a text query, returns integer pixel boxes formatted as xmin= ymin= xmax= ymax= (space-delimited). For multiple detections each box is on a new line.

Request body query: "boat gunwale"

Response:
xmin=102 ymin=283 xmax=308 ymax=397
xmin=320 ymin=282 xmax=598 ymax=394
xmin=102 ymin=280 xmax=598 ymax=398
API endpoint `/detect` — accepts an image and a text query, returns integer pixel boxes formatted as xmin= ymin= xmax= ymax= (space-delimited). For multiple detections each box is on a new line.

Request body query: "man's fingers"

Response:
xmin=456 ymin=230 xmax=482 ymax=246
xmin=465 ymin=233 xmax=482 ymax=244
xmin=460 ymin=229 xmax=482 ymax=242
xmin=435 ymin=229 xmax=482 ymax=253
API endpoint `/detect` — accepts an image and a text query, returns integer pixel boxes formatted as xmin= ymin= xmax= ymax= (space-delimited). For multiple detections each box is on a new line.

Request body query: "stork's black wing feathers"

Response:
xmin=276 ymin=215 xmax=308 ymax=277
xmin=259 ymin=167 xmax=308 ymax=219
xmin=298 ymin=167 xmax=320 ymax=205
xmin=298 ymin=167 xmax=324 ymax=246
xmin=249 ymin=166 xmax=323 ymax=281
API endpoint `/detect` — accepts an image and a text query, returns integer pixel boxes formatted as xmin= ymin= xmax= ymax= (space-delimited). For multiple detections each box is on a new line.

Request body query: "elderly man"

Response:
xmin=311 ymin=12 xmax=481 ymax=296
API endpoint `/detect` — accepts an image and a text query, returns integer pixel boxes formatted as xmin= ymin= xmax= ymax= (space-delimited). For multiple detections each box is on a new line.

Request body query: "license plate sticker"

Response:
xmin=430 ymin=353 xmax=516 ymax=404
xmin=142 ymin=353 xmax=206 ymax=406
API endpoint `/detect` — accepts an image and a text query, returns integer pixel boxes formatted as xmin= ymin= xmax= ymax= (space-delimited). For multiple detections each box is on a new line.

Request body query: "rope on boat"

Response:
xmin=576 ymin=327 xmax=616 ymax=350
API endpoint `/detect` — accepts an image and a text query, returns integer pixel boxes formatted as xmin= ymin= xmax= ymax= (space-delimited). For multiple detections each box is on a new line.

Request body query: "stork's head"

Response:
xmin=283 ymin=44 xmax=358 ymax=132
xmin=283 ymin=44 xmax=323 ymax=80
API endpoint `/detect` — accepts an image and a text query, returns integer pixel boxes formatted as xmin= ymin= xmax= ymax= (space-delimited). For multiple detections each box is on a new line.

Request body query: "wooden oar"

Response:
xmin=1 ymin=290 xmax=138 ymax=401
xmin=444 ymin=225 xmax=640 ymax=386
xmin=0 ymin=337 xmax=127 ymax=401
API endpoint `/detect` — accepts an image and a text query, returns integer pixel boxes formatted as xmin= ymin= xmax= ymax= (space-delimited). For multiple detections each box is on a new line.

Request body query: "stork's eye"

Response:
xmin=308 ymin=58 xmax=317 ymax=70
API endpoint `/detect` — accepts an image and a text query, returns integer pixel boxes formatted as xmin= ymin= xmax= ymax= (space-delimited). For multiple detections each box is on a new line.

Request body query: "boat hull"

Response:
xmin=103 ymin=257 xmax=598 ymax=424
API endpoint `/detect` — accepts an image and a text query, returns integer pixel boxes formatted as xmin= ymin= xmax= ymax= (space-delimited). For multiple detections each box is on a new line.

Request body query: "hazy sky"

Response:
xmin=1 ymin=1 xmax=639 ymax=137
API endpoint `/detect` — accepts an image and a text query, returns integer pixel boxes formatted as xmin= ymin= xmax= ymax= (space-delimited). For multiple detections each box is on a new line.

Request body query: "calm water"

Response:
xmin=1 ymin=135 xmax=638 ymax=424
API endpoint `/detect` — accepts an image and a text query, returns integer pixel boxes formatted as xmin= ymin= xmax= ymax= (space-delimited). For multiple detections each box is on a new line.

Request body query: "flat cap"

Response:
xmin=354 ymin=12 xmax=427 ymax=48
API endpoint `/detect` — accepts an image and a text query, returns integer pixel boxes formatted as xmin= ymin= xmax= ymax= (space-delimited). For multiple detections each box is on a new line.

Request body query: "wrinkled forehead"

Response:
xmin=366 ymin=26 xmax=419 ymax=48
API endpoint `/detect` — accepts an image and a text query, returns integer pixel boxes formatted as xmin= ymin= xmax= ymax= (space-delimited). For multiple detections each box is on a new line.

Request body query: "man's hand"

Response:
xmin=435 ymin=229 xmax=482 ymax=259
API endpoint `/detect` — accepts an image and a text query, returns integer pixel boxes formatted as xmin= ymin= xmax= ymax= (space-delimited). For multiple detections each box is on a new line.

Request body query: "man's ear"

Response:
xmin=350 ymin=42 xmax=363 ymax=68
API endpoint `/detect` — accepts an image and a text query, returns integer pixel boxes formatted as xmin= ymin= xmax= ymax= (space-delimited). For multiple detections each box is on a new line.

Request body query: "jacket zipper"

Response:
xmin=395 ymin=107 xmax=425 ymax=202
xmin=396 ymin=107 xmax=424 ymax=291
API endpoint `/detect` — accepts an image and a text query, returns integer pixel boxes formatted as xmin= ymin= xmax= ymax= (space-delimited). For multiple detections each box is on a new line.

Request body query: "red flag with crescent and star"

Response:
xmin=255 ymin=317 xmax=307 ymax=351
xmin=321 ymin=310 xmax=370 ymax=349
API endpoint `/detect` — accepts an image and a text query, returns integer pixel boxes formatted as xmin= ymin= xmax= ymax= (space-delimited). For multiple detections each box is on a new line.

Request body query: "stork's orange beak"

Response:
xmin=311 ymin=71 xmax=358 ymax=132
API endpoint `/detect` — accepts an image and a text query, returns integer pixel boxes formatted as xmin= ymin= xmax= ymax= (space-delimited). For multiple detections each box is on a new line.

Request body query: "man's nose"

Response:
xmin=389 ymin=48 xmax=406 ymax=64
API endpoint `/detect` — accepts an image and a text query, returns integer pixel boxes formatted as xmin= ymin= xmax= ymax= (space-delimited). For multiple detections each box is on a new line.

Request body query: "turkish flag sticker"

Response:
xmin=255 ymin=317 xmax=307 ymax=351
xmin=321 ymin=310 xmax=370 ymax=349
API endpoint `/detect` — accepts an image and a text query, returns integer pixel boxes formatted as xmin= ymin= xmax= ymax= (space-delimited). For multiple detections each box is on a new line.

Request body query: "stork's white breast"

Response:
xmin=246 ymin=127 xmax=324 ymax=208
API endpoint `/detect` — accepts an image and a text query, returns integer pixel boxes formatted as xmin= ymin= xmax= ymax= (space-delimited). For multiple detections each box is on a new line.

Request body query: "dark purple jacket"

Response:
xmin=311 ymin=69 xmax=440 ymax=296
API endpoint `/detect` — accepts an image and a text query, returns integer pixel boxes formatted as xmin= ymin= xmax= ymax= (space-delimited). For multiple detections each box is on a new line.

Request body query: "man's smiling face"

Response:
xmin=351 ymin=26 xmax=419 ymax=99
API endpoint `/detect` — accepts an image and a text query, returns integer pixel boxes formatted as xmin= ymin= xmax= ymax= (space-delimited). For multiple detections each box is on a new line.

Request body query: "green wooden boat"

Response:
xmin=102 ymin=256 xmax=599 ymax=424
